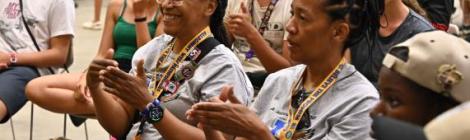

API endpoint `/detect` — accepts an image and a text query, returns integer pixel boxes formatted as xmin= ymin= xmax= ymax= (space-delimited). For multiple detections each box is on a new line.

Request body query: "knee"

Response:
xmin=25 ymin=78 xmax=46 ymax=102
xmin=0 ymin=100 xmax=7 ymax=123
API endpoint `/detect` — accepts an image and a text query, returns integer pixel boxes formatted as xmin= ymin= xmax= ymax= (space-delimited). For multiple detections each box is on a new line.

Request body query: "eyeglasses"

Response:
xmin=157 ymin=0 xmax=184 ymax=6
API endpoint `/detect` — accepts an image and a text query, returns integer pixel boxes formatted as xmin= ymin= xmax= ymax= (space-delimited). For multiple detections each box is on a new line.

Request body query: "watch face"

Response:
xmin=148 ymin=105 xmax=164 ymax=123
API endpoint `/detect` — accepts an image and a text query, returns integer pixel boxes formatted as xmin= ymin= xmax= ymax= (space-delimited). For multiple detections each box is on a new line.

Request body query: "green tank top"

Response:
xmin=112 ymin=1 xmax=158 ymax=60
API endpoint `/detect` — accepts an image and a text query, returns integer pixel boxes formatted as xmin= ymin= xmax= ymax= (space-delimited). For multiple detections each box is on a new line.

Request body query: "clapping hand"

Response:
xmin=100 ymin=59 xmax=153 ymax=111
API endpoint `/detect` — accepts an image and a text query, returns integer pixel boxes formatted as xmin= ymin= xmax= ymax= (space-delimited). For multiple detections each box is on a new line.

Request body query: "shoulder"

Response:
xmin=51 ymin=0 xmax=74 ymax=6
xmin=133 ymin=34 xmax=172 ymax=59
xmin=199 ymin=44 xmax=241 ymax=67
xmin=267 ymin=64 xmax=305 ymax=81
xmin=107 ymin=0 xmax=125 ymax=17
xmin=280 ymin=0 xmax=293 ymax=8
xmin=333 ymin=64 xmax=379 ymax=100
xmin=260 ymin=65 xmax=305 ymax=91
xmin=45 ymin=0 xmax=74 ymax=10
xmin=405 ymin=10 xmax=435 ymax=31
xmin=108 ymin=0 xmax=124 ymax=9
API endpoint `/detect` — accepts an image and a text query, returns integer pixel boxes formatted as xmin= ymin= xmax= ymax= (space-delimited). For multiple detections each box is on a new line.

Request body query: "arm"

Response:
xmin=151 ymin=110 xmax=207 ymax=140
xmin=226 ymin=3 xmax=294 ymax=73
xmin=90 ymin=85 xmax=136 ymax=136
xmin=245 ymin=32 xmax=293 ymax=73
xmin=99 ymin=60 xmax=208 ymax=140
xmin=86 ymin=49 xmax=136 ymax=137
xmin=133 ymin=0 xmax=157 ymax=47
xmin=96 ymin=0 xmax=121 ymax=57
xmin=1 ymin=0 xmax=75 ymax=67
xmin=10 ymin=35 xmax=71 ymax=67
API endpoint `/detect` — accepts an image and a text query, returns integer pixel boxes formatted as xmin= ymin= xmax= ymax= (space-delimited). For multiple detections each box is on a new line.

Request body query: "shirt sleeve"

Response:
xmin=198 ymin=60 xmax=253 ymax=105
xmin=251 ymin=73 xmax=277 ymax=115
xmin=48 ymin=0 xmax=75 ymax=37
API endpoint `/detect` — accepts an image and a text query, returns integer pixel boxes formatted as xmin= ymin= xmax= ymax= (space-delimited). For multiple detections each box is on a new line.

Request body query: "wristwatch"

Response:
xmin=9 ymin=53 xmax=17 ymax=65
xmin=141 ymin=99 xmax=164 ymax=124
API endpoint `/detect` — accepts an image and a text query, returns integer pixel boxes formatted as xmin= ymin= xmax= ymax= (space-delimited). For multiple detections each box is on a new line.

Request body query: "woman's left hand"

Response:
xmin=186 ymin=86 xmax=272 ymax=139
xmin=100 ymin=59 xmax=153 ymax=111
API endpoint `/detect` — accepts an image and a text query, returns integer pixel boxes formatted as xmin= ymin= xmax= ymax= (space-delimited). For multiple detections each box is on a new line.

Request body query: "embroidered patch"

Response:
xmin=163 ymin=81 xmax=180 ymax=94
xmin=189 ymin=48 xmax=202 ymax=61
xmin=436 ymin=64 xmax=463 ymax=95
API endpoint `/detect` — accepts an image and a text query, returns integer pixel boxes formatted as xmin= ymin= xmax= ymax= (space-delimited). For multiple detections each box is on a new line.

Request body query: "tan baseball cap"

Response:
xmin=424 ymin=102 xmax=470 ymax=140
xmin=382 ymin=30 xmax=470 ymax=102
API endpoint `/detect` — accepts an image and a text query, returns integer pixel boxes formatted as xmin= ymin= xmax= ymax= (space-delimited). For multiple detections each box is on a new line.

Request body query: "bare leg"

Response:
xmin=94 ymin=0 xmax=103 ymax=22
xmin=26 ymin=73 xmax=95 ymax=116
xmin=464 ymin=1 xmax=470 ymax=25
xmin=0 ymin=101 xmax=6 ymax=121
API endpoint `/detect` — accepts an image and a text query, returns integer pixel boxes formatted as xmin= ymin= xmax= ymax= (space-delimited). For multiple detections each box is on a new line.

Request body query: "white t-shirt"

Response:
xmin=224 ymin=0 xmax=292 ymax=72
xmin=0 ymin=0 xmax=75 ymax=75
xmin=252 ymin=64 xmax=379 ymax=140
xmin=125 ymin=35 xmax=254 ymax=140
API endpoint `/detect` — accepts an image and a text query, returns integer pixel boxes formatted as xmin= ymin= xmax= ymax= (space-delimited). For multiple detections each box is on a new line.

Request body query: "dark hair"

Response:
xmin=323 ymin=0 xmax=383 ymax=49
xmin=210 ymin=0 xmax=231 ymax=47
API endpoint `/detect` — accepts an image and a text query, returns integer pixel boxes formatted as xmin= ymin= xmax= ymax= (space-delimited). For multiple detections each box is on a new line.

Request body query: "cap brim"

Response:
xmin=371 ymin=116 xmax=427 ymax=140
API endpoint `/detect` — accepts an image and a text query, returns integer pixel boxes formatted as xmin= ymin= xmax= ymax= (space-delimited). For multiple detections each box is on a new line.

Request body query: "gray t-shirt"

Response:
xmin=350 ymin=10 xmax=434 ymax=86
xmin=126 ymin=35 xmax=254 ymax=140
xmin=252 ymin=64 xmax=379 ymax=140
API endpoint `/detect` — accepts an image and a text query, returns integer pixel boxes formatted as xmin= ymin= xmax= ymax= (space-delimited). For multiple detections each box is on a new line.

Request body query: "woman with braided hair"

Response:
xmin=186 ymin=0 xmax=381 ymax=139
xmin=84 ymin=0 xmax=253 ymax=139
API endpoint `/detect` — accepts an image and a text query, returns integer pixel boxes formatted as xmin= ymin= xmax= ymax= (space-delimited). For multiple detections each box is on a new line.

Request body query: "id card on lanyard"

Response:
xmin=279 ymin=59 xmax=346 ymax=140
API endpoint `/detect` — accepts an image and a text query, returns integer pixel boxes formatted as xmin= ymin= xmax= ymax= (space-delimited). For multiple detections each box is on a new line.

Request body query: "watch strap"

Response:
xmin=135 ymin=17 xmax=147 ymax=22
xmin=141 ymin=99 xmax=164 ymax=124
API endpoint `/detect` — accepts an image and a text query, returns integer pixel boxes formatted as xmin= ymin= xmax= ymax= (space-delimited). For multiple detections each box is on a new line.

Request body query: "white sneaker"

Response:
xmin=82 ymin=21 xmax=102 ymax=30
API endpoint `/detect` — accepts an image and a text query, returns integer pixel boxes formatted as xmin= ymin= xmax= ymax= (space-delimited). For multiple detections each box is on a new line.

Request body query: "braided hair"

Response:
xmin=323 ymin=0 xmax=383 ymax=49
xmin=210 ymin=0 xmax=231 ymax=47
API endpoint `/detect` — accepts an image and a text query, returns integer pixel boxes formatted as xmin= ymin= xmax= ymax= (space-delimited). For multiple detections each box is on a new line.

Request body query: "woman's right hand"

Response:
xmin=186 ymin=86 xmax=273 ymax=140
xmin=86 ymin=49 xmax=118 ymax=91
xmin=133 ymin=0 xmax=149 ymax=18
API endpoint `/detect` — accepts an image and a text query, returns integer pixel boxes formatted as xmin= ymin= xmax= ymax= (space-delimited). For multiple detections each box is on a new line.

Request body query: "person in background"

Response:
xmin=460 ymin=0 xmax=470 ymax=40
xmin=0 ymin=0 xmax=74 ymax=123
xmin=187 ymin=0 xmax=381 ymax=139
xmin=26 ymin=0 xmax=162 ymax=118
xmin=349 ymin=0 xmax=434 ymax=86
xmin=85 ymin=0 xmax=253 ymax=139
xmin=224 ymin=0 xmax=293 ymax=89
xmin=82 ymin=0 xmax=104 ymax=30
xmin=371 ymin=31 xmax=470 ymax=126
xmin=417 ymin=0 xmax=455 ymax=31
xmin=403 ymin=0 xmax=428 ymax=18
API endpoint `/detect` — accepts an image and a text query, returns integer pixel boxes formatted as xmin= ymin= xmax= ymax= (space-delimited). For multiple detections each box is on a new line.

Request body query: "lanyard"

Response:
xmin=147 ymin=27 xmax=211 ymax=99
xmin=251 ymin=0 xmax=279 ymax=35
xmin=134 ymin=27 xmax=212 ymax=140
xmin=279 ymin=59 xmax=346 ymax=140
xmin=245 ymin=0 xmax=279 ymax=59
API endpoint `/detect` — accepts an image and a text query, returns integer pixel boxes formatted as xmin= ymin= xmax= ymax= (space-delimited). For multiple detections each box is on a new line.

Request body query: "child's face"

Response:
xmin=371 ymin=67 xmax=440 ymax=126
